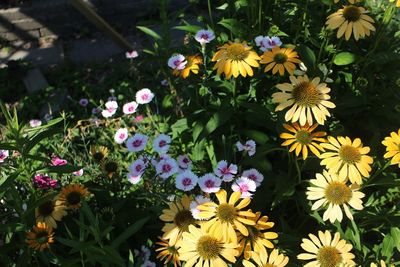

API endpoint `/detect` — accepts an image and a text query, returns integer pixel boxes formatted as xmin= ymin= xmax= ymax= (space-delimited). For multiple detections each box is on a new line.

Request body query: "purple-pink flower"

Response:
xmin=177 ymin=154 xmax=192 ymax=170
xmin=198 ymin=173 xmax=221 ymax=193
xmin=167 ymin=54 xmax=187 ymax=70
xmin=114 ymin=128 xmax=129 ymax=144
xmin=175 ymin=170 xmax=198 ymax=191
xmin=126 ymin=50 xmax=139 ymax=59
xmin=0 ymin=150 xmax=9 ymax=163
xmin=101 ymin=101 xmax=118 ymax=118
xmin=29 ymin=119 xmax=42 ymax=128
xmin=231 ymin=177 xmax=257 ymax=198
xmin=242 ymin=168 xmax=264 ymax=187
xmin=51 ymin=156 xmax=67 ymax=166
xmin=156 ymin=158 xmax=178 ymax=179
xmin=123 ymin=101 xmax=138 ymax=115
xmin=33 ymin=174 xmax=58 ymax=189
xmin=126 ymin=134 xmax=148 ymax=152
xmin=194 ymin=29 xmax=215 ymax=45
xmin=214 ymin=160 xmax=238 ymax=182
xmin=152 ymin=134 xmax=171 ymax=154
xmin=236 ymin=140 xmax=256 ymax=156
xmin=79 ymin=98 xmax=89 ymax=107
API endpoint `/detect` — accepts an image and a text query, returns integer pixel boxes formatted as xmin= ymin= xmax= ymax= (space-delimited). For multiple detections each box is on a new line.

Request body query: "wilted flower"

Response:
xmin=114 ymin=128 xmax=129 ymax=144
xmin=29 ymin=119 xmax=42 ymax=128
xmin=0 ymin=150 xmax=9 ymax=163
xmin=242 ymin=168 xmax=264 ymax=187
xmin=126 ymin=134 xmax=148 ymax=152
xmin=101 ymin=101 xmax=118 ymax=118
xmin=214 ymin=160 xmax=238 ymax=182
xmin=231 ymin=177 xmax=257 ymax=198
xmin=126 ymin=50 xmax=139 ymax=59
xmin=136 ymin=88 xmax=154 ymax=104
xmin=236 ymin=140 xmax=256 ymax=156
xmin=168 ymin=54 xmax=187 ymax=70
xmin=156 ymin=158 xmax=179 ymax=179
xmin=194 ymin=29 xmax=215 ymax=44
xmin=153 ymin=134 xmax=171 ymax=154
xmin=198 ymin=173 xmax=221 ymax=193
xmin=175 ymin=170 xmax=198 ymax=191
xmin=79 ymin=98 xmax=89 ymax=107
xmin=123 ymin=101 xmax=138 ymax=114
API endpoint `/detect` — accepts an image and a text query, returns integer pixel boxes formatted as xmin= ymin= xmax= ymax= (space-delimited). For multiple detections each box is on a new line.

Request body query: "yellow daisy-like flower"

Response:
xmin=326 ymin=5 xmax=375 ymax=41
xmin=178 ymin=224 xmax=239 ymax=267
xmin=238 ymin=211 xmax=278 ymax=260
xmin=155 ymin=237 xmax=181 ymax=267
xmin=306 ymin=170 xmax=365 ymax=223
xmin=371 ymin=260 xmax=395 ymax=267
xmin=297 ymin=230 xmax=356 ymax=267
xmin=58 ymin=184 xmax=90 ymax=210
xmin=173 ymin=55 xmax=202 ymax=79
xmin=243 ymin=250 xmax=289 ymax=267
xmin=260 ymin=46 xmax=301 ymax=76
xmin=212 ymin=41 xmax=260 ymax=79
xmin=160 ymin=194 xmax=196 ymax=245
xmin=280 ymin=123 xmax=327 ymax=160
xmin=26 ymin=222 xmax=54 ymax=251
xmin=90 ymin=145 xmax=109 ymax=162
xmin=197 ymin=189 xmax=256 ymax=243
xmin=390 ymin=0 xmax=400 ymax=7
xmin=320 ymin=136 xmax=373 ymax=184
xmin=35 ymin=199 xmax=67 ymax=229
xmin=382 ymin=129 xmax=400 ymax=167
xmin=272 ymin=75 xmax=336 ymax=126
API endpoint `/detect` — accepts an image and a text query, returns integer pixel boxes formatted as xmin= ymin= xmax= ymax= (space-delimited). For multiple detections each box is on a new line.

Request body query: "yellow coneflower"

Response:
xmin=58 ymin=184 xmax=89 ymax=210
xmin=178 ymin=224 xmax=239 ymax=267
xmin=272 ymin=75 xmax=336 ymax=126
xmin=382 ymin=129 xmax=400 ymax=167
xmin=90 ymin=145 xmax=109 ymax=162
xmin=197 ymin=189 xmax=256 ymax=243
xmin=297 ymin=230 xmax=356 ymax=266
xmin=160 ymin=194 xmax=196 ymax=245
xmin=260 ymin=46 xmax=301 ymax=76
xmin=35 ymin=199 xmax=67 ymax=229
xmin=371 ymin=260 xmax=395 ymax=267
xmin=26 ymin=222 xmax=54 ymax=251
xmin=243 ymin=250 xmax=289 ymax=267
xmin=212 ymin=41 xmax=260 ymax=79
xmin=237 ymin=211 xmax=278 ymax=260
xmin=306 ymin=170 xmax=365 ymax=223
xmin=173 ymin=55 xmax=202 ymax=79
xmin=155 ymin=237 xmax=181 ymax=267
xmin=326 ymin=4 xmax=375 ymax=41
xmin=320 ymin=136 xmax=373 ymax=184
xmin=280 ymin=123 xmax=327 ymax=160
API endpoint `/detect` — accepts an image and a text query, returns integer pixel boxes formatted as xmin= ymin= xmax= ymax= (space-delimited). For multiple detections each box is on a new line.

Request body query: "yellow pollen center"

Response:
xmin=317 ymin=246 xmax=342 ymax=267
xmin=292 ymin=81 xmax=320 ymax=107
xmin=325 ymin=182 xmax=352 ymax=205
xmin=339 ymin=145 xmax=361 ymax=164
xmin=343 ymin=5 xmax=361 ymax=22
xmin=273 ymin=52 xmax=288 ymax=64
xmin=295 ymin=130 xmax=312 ymax=145
xmin=226 ymin=44 xmax=249 ymax=61
xmin=197 ymin=235 xmax=221 ymax=259
xmin=174 ymin=209 xmax=195 ymax=230
xmin=216 ymin=203 xmax=237 ymax=223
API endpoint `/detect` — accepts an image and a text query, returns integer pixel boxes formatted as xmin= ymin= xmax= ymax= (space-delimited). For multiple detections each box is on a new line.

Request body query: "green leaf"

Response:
xmin=136 ymin=26 xmax=162 ymax=40
xmin=333 ymin=52 xmax=356 ymax=66
xmin=218 ymin=18 xmax=244 ymax=37
xmin=194 ymin=110 xmax=232 ymax=143
xmin=390 ymin=227 xmax=400 ymax=252
xmin=111 ymin=217 xmax=149 ymax=248
xmin=241 ymin=130 xmax=269 ymax=144
xmin=297 ymin=45 xmax=316 ymax=69
xmin=0 ymin=143 xmax=18 ymax=151
xmin=24 ymin=127 xmax=63 ymax=153
xmin=381 ymin=234 xmax=395 ymax=258
xmin=173 ymin=25 xmax=202 ymax=33
xmin=37 ymin=165 xmax=82 ymax=174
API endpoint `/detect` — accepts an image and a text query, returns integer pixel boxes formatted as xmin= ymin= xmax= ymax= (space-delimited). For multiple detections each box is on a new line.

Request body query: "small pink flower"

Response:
xmin=134 ymin=115 xmax=144 ymax=122
xmin=129 ymin=158 xmax=147 ymax=176
xmin=126 ymin=134 xmax=148 ymax=152
xmin=152 ymin=134 xmax=171 ymax=154
xmin=242 ymin=168 xmax=264 ymax=187
xmin=123 ymin=101 xmax=138 ymax=115
xmin=236 ymin=140 xmax=256 ymax=156
xmin=190 ymin=195 xmax=211 ymax=220
xmin=73 ymin=169 xmax=84 ymax=176
xmin=33 ymin=174 xmax=58 ymax=189
xmin=127 ymin=172 xmax=142 ymax=184
xmin=0 ymin=150 xmax=9 ymax=163
xmin=135 ymin=88 xmax=154 ymax=104
xmin=29 ymin=119 xmax=42 ymax=128
xmin=79 ymin=98 xmax=89 ymax=107
xmin=51 ymin=156 xmax=67 ymax=166
xmin=214 ymin=160 xmax=238 ymax=182
xmin=156 ymin=158 xmax=178 ymax=179
xmin=195 ymin=29 xmax=215 ymax=44
xmin=126 ymin=50 xmax=139 ymax=59
xmin=167 ymin=54 xmax=187 ymax=70
xmin=114 ymin=128 xmax=129 ymax=144
xmin=198 ymin=173 xmax=221 ymax=193
xmin=175 ymin=170 xmax=198 ymax=191
xmin=177 ymin=154 xmax=192 ymax=170
xmin=231 ymin=177 xmax=257 ymax=198
xmin=101 ymin=101 xmax=118 ymax=118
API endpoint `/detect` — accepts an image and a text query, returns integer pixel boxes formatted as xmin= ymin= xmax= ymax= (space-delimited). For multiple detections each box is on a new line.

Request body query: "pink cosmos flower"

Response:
xmin=236 ymin=140 xmax=256 ymax=156
xmin=135 ymin=88 xmax=154 ymax=104
xmin=198 ymin=173 xmax=221 ymax=193
xmin=175 ymin=170 xmax=198 ymax=191
xmin=79 ymin=98 xmax=89 ymax=107
xmin=156 ymin=158 xmax=178 ymax=179
xmin=51 ymin=156 xmax=67 ymax=166
xmin=126 ymin=134 xmax=148 ymax=152
xmin=129 ymin=158 xmax=147 ymax=176
xmin=152 ymin=134 xmax=171 ymax=154
xmin=126 ymin=50 xmax=139 ymax=59
xmin=0 ymin=150 xmax=9 ymax=163
xmin=123 ymin=101 xmax=138 ymax=115
xmin=242 ymin=168 xmax=264 ymax=187
xmin=214 ymin=160 xmax=238 ymax=182
xmin=127 ymin=172 xmax=142 ymax=185
xmin=101 ymin=101 xmax=118 ymax=118
xmin=190 ymin=195 xmax=211 ymax=220
xmin=29 ymin=119 xmax=42 ymax=128
xmin=167 ymin=54 xmax=187 ymax=70
xmin=73 ymin=169 xmax=84 ymax=176
xmin=194 ymin=29 xmax=215 ymax=44
xmin=33 ymin=174 xmax=58 ymax=189
xmin=231 ymin=177 xmax=257 ymax=198
xmin=114 ymin=128 xmax=129 ymax=144
xmin=177 ymin=154 xmax=192 ymax=170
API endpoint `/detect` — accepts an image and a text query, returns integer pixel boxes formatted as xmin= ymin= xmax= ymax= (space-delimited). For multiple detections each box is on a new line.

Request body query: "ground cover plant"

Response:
xmin=1 ymin=0 xmax=400 ymax=266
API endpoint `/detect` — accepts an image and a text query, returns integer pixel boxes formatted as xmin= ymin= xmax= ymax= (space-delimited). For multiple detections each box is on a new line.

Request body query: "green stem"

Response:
xmin=207 ymin=0 xmax=215 ymax=29
xmin=258 ymin=0 xmax=263 ymax=33
xmin=363 ymin=160 xmax=392 ymax=187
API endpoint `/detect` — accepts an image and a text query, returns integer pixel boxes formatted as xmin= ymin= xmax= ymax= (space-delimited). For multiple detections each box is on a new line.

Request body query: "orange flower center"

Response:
xmin=317 ymin=246 xmax=342 ymax=267
xmin=292 ymin=81 xmax=320 ymax=107
xmin=273 ymin=52 xmax=288 ymax=64
xmin=226 ymin=43 xmax=249 ymax=61
xmin=197 ymin=235 xmax=221 ymax=259
xmin=216 ymin=203 xmax=237 ymax=223
xmin=174 ymin=209 xmax=195 ymax=229
xmin=339 ymin=145 xmax=361 ymax=164
xmin=295 ymin=130 xmax=312 ymax=145
xmin=343 ymin=5 xmax=361 ymax=22
xmin=324 ymin=182 xmax=352 ymax=205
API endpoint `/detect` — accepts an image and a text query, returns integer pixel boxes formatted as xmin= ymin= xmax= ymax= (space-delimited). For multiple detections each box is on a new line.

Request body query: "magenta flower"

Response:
xmin=51 ymin=156 xmax=67 ymax=166
xmin=33 ymin=174 xmax=58 ymax=189
xmin=0 ymin=150 xmax=9 ymax=163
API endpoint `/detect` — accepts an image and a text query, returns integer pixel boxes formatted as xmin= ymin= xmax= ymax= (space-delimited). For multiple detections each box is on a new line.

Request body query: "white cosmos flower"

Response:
xmin=194 ymin=29 xmax=215 ymax=44
xmin=123 ymin=101 xmax=138 ymax=114
xmin=135 ymin=88 xmax=154 ymax=104
xmin=101 ymin=101 xmax=118 ymax=118
xmin=114 ymin=128 xmax=129 ymax=144
xmin=167 ymin=54 xmax=187 ymax=70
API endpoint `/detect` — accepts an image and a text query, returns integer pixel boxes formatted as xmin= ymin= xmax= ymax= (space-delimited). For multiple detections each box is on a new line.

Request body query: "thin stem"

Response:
xmin=363 ymin=160 xmax=392 ymax=187
xmin=207 ymin=0 xmax=215 ymax=29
